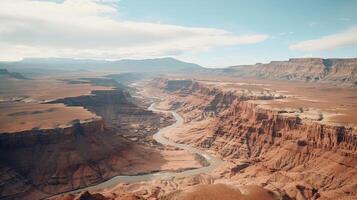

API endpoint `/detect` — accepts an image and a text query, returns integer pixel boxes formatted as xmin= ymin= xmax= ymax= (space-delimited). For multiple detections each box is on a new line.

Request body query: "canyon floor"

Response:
xmin=0 ymin=71 xmax=356 ymax=200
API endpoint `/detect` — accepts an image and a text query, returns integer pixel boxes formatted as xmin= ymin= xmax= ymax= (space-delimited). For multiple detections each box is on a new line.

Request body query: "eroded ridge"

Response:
xmin=141 ymin=78 xmax=357 ymax=200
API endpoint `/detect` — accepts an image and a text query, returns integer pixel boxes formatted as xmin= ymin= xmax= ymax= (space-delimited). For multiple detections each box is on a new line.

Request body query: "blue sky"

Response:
xmin=118 ymin=0 xmax=357 ymax=66
xmin=1 ymin=0 xmax=357 ymax=67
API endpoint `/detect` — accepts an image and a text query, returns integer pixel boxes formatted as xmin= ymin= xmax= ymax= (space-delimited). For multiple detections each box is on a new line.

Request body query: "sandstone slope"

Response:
xmin=148 ymin=78 xmax=357 ymax=200
xmin=0 ymin=82 xmax=200 ymax=200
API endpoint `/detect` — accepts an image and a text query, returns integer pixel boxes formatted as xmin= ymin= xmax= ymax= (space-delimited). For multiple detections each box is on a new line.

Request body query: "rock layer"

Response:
xmin=224 ymin=58 xmax=357 ymax=85
xmin=0 ymin=88 xmax=169 ymax=200
xmin=154 ymin=78 xmax=357 ymax=200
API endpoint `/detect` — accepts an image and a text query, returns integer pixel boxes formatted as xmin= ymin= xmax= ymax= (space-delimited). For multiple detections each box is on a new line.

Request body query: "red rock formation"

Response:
xmin=162 ymin=184 xmax=278 ymax=200
xmin=227 ymin=58 xmax=357 ymax=85
xmin=201 ymin=101 xmax=356 ymax=158
xmin=0 ymin=88 xmax=169 ymax=200
xmin=156 ymin=79 xmax=357 ymax=199
xmin=54 ymin=191 xmax=111 ymax=200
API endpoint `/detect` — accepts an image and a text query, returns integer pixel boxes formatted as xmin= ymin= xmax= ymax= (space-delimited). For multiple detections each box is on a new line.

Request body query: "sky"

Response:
xmin=0 ymin=0 xmax=357 ymax=67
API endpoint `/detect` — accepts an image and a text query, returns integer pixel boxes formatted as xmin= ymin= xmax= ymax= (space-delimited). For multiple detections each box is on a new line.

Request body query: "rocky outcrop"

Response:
xmin=225 ymin=58 xmax=357 ymax=85
xmin=0 ymin=119 xmax=115 ymax=199
xmin=153 ymin=78 xmax=282 ymax=119
xmin=0 ymin=88 xmax=167 ymax=200
xmin=0 ymin=119 xmax=104 ymax=148
xmin=156 ymin=79 xmax=357 ymax=200
xmin=205 ymin=101 xmax=357 ymax=199
xmin=54 ymin=191 xmax=111 ymax=200
xmin=161 ymin=184 xmax=278 ymax=200
xmin=50 ymin=89 xmax=167 ymax=144
xmin=201 ymin=100 xmax=356 ymax=158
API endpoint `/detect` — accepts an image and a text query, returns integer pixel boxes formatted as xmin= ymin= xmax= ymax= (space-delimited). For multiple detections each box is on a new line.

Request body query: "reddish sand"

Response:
xmin=0 ymin=102 xmax=98 ymax=133
xmin=175 ymin=184 xmax=277 ymax=200
xmin=0 ymin=77 xmax=111 ymax=133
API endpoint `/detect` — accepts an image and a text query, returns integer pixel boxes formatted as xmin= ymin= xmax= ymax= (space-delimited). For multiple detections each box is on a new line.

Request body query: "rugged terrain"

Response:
xmin=1 ymin=57 xmax=357 ymax=200
xmin=222 ymin=58 xmax=357 ymax=86
xmin=0 ymin=77 xmax=203 ymax=200
xmin=50 ymin=76 xmax=357 ymax=200
xmin=130 ymin=78 xmax=356 ymax=200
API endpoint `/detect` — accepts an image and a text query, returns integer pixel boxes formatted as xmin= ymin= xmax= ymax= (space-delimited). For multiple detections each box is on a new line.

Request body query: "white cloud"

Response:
xmin=289 ymin=27 xmax=357 ymax=52
xmin=0 ymin=0 xmax=268 ymax=60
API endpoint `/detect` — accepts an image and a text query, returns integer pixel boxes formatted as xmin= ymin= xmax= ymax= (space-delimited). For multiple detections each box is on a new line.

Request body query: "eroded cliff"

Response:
xmin=0 ymin=88 xmax=172 ymax=200
xmin=152 ymin=78 xmax=357 ymax=200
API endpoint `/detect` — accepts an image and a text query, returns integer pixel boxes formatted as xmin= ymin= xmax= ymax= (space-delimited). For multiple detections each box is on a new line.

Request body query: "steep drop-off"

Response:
xmin=0 ymin=88 xmax=168 ymax=200
xmin=152 ymin=78 xmax=357 ymax=200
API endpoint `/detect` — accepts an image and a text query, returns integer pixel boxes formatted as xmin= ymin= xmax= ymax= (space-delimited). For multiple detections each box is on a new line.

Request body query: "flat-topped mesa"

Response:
xmin=0 ymin=119 xmax=104 ymax=149
xmin=288 ymin=58 xmax=324 ymax=63
xmin=50 ymin=89 xmax=160 ymax=134
xmin=227 ymin=58 xmax=357 ymax=85
xmin=285 ymin=57 xmax=357 ymax=66
xmin=0 ymin=87 xmax=165 ymax=200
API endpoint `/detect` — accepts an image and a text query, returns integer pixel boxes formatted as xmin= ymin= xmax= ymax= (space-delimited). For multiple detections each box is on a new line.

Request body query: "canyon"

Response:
xmin=143 ymin=78 xmax=356 ymax=199
xmin=0 ymin=77 xmax=203 ymax=200
xmin=0 ymin=57 xmax=356 ymax=200
xmin=53 ymin=76 xmax=356 ymax=200
xmin=1 ymin=0 xmax=357 ymax=199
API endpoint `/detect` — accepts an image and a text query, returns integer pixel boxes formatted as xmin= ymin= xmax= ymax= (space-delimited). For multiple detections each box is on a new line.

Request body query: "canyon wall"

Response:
xmin=51 ymin=89 xmax=162 ymax=137
xmin=224 ymin=58 xmax=357 ymax=85
xmin=155 ymin=79 xmax=357 ymax=200
xmin=0 ymin=88 xmax=165 ymax=200
xmin=210 ymin=101 xmax=357 ymax=200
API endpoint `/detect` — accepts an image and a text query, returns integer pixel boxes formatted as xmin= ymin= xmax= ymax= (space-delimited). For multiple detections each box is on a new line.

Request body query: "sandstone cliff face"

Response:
xmin=51 ymin=89 xmax=162 ymax=137
xmin=151 ymin=79 xmax=238 ymax=121
xmin=212 ymin=101 xmax=356 ymax=200
xmin=0 ymin=88 xmax=166 ymax=200
xmin=226 ymin=58 xmax=357 ymax=85
xmin=0 ymin=119 xmax=112 ymax=199
xmin=156 ymin=79 xmax=357 ymax=200
xmin=202 ymin=101 xmax=356 ymax=158
xmin=153 ymin=79 xmax=278 ymax=119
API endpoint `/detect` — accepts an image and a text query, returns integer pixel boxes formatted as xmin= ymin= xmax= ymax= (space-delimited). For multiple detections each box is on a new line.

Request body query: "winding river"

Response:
xmin=50 ymin=102 xmax=222 ymax=198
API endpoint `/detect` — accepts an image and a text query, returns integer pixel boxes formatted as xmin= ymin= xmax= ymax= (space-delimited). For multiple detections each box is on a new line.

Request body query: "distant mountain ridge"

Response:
xmin=1 ymin=57 xmax=356 ymax=85
xmin=0 ymin=69 xmax=28 ymax=79
xmin=222 ymin=58 xmax=357 ymax=85
xmin=0 ymin=57 xmax=204 ymax=73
